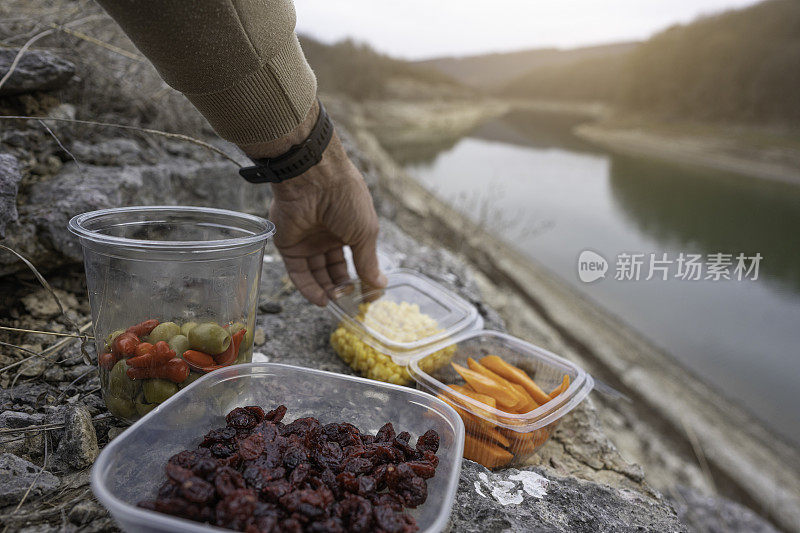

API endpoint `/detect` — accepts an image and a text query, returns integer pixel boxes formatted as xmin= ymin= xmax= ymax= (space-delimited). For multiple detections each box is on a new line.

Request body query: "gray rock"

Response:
xmin=42 ymin=366 xmax=65 ymax=382
xmin=452 ymin=461 xmax=684 ymax=532
xmin=671 ymin=485 xmax=779 ymax=533
xmin=0 ymin=48 xmax=75 ymax=95
xmin=70 ymin=138 xmax=145 ymax=167
xmin=68 ymin=498 xmax=107 ymax=525
xmin=0 ymin=155 xmax=270 ymax=276
xmin=0 ymin=153 xmax=22 ymax=238
xmin=258 ymin=300 xmax=283 ymax=314
xmin=18 ymin=357 xmax=47 ymax=377
xmin=0 ymin=410 xmax=44 ymax=428
xmin=53 ymin=405 xmax=98 ymax=471
xmin=0 ymin=453 xmax=60 ymax=506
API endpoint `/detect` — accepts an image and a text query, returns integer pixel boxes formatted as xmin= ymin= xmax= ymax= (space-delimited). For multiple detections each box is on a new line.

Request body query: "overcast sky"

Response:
xmin=295 ymin=0 xmax=761 ymax=59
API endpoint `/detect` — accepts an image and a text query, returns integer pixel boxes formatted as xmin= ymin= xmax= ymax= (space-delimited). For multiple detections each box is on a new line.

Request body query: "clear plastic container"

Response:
xmin=91 ymin=363 xmax=465 ymax=533
xmin=409 ymin=330 xmax=594 ymax=469
xmin=327 ymin=269 xmax=483 ymax=385
xmin=69 ymin=206 xmax=274 ymax=423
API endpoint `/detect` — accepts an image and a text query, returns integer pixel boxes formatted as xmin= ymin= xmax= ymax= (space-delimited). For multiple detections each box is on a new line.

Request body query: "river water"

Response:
xmin=401 ymin=110 xmax=800 ymax=446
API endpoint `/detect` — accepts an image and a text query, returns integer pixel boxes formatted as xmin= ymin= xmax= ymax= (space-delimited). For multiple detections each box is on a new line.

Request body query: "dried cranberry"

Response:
xmin=201 ymin=427 xmax=236 ymax=447
xmin=415 ymin=429 xmax=439 ymax=454
xmin=337 ymin=494 xmax=373 ymax=533
xmin=279 ymin=487 xmax=333 ymax=520
xmin=282 ymin=446 xmax=308 ymax=470
xmin=265 ymin=405 xmax=287 ymax=422
xmin=180 ymin=476 xmax=215 ymax=504
xmin=245 ymin=405 xmax=266 ymax=422
xmin=404 ymin=461 xmax=436 ymax=479
xmin=375 ymin=422 xmax=395 ymax=443
xmin=313 ymin=441 xmax=344 ymax=470
xmin=214 ymin=466 xmax=246 ymax=498
xmin=336 ymin=471 xmax=359 ymax=494
xmin=210 ymin=441 xmax=237 ymax=458
xmin=342 ymin=457 xmax=373 ymax=475
xmin=260 ymin=479 xmax=293 ymax=503
xmin=226 ymin=407 xmax=260 ymax=430
xmin=374 ymin=505 xmax=418 ymax=533
xmin=215 ymin=488 xmax=258 ymax=530
xmin=238 ymin=433 xmax=266 ymax=461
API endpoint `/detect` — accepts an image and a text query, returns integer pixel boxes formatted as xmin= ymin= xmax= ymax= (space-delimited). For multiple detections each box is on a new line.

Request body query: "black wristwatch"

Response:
xmin=238 ymin=100 xmax=334 ymax=184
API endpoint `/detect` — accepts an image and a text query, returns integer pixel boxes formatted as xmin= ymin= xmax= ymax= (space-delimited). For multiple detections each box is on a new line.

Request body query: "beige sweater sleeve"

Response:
xmin=96 ymin=0 xmax=317 ymax=145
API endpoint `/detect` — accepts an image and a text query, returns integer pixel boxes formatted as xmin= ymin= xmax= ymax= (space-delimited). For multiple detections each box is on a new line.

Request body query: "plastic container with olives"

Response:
xmin=69 ymin=206 xmax=274 ymax=422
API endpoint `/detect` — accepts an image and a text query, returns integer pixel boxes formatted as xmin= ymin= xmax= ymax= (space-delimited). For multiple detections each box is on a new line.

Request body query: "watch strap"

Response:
xmin=239 ymin=100 xmax=334 ymax=184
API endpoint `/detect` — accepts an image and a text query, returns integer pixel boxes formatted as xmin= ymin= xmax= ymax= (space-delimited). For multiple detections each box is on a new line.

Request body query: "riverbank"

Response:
xmin=361 ymin=96 xmax=800 ymax=186
xmin=326 ymin=96 xmax=800 ymax=532
xmin=575 ymin=120 xmax=800 ymax=185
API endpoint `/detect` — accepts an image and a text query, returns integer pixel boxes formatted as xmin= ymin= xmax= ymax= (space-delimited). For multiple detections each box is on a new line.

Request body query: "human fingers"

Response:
xmin=325 ymin=247 xmax=350 ymax=286
xmin=351 ymin=229 xmax=387 ymax=290
xmin=308 ymin=253 xmax=335 ymax=301
xmin=282 ymin=255 xmax=327 ymax=306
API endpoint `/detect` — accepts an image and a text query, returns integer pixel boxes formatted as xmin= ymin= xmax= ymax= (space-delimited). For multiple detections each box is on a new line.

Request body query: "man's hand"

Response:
xmin=240 ymin=102 xmax=386 ymax=305
xmin=268 ymin=135 xmax=386 ymax=305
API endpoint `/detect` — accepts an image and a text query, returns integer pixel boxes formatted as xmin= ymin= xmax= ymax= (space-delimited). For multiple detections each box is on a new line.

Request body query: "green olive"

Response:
xmin=147 ymin=322 xmax=181 ymax=344
xmin=180 ymin=321 xmax=198 ymax=337
xmin=106 ymin=394 xmax=136 ymax=419
xmin=179 ymin=372 xmax=203 ymax=389
xmin=143 ymin=378 xmax=179 ymax=404
xmin=188 ymin=322 xmax=231 ymax=355
xmin=109 ymin=359 xmax=140 ymax=399
xmin=168 ymin=334 xmax=190 ymax=357
xmin=104 ymin=329 xmax=126 ymax=351
xmin=135 ymin=401 xmax=157 ymax=416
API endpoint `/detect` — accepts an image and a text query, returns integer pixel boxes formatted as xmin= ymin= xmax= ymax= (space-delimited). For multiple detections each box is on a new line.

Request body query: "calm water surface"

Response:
xmin=402 ymin=111 xmax=800 ymax=446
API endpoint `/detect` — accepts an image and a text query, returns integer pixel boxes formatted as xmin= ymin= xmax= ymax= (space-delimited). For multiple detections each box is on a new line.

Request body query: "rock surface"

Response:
xmin=52 ymin=405 xmax=99 ymax=471
xmin=672 ymin=485 xmax=779 ymax=533
xmin=0 ymin=453 xmax=60 ymax=506
xmin=0 ymin=48 xmax=75 ymax=96
xmin=453 ymin=461 xmax=684 ymax=532
xmin=0 ymin=153 xmax=22 ymax=238
xmin=0 ymin=147 xmax=266 ymax=275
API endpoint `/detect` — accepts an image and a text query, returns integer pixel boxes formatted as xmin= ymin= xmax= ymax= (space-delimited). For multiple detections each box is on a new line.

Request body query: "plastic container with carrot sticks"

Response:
xmin=408 ymin=330 xmax=594 ymax=469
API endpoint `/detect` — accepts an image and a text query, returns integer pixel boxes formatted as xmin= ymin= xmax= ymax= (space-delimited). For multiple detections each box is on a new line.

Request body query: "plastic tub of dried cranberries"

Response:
xmin=91 ymin=363 xmax=465 ymax=533
xmin=69 ymin=206 xmax=275 ymax=424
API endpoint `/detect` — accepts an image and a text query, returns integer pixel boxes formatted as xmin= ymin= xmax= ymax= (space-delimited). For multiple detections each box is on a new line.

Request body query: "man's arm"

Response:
xmin=95 ymin=0 xmax=316 ymax=145
xmin=97 ymin=0 xmax=386 ymax=305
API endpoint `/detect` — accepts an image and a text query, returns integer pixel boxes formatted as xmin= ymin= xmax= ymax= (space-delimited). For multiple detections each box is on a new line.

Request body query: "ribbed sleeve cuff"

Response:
xmin=183 ymin=34 xmax=317 ymax=145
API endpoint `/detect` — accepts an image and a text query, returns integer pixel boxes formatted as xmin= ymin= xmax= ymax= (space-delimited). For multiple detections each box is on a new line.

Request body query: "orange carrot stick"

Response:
xmin=437 ymin=394 xmax=496 ymax=431
xmin=549 ymin=374 xmax=570 ymax=398
xmin=466 ymin=358 xmax=527 ymax=409
xmin=448 ymin=384 xmax=497 ymax=408
xmin=468 ymin=426 xmax=511 ymax=448
xmin=501 ymin=427 xmax=550 ymax=455
xmin=463 ymin=433 xmax=513 ymax=469
xmin=480 ymin=355 xmax=551 ymax=405
xmin=452 ymin=363 xmax=520 ymax=409
xmin=508 ymin=383 xmax=538 ymax=412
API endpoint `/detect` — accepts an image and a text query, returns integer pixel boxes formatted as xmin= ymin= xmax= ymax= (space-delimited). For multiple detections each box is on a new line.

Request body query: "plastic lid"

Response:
xmin=327 ymin=269 xmax=482 ymax=364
